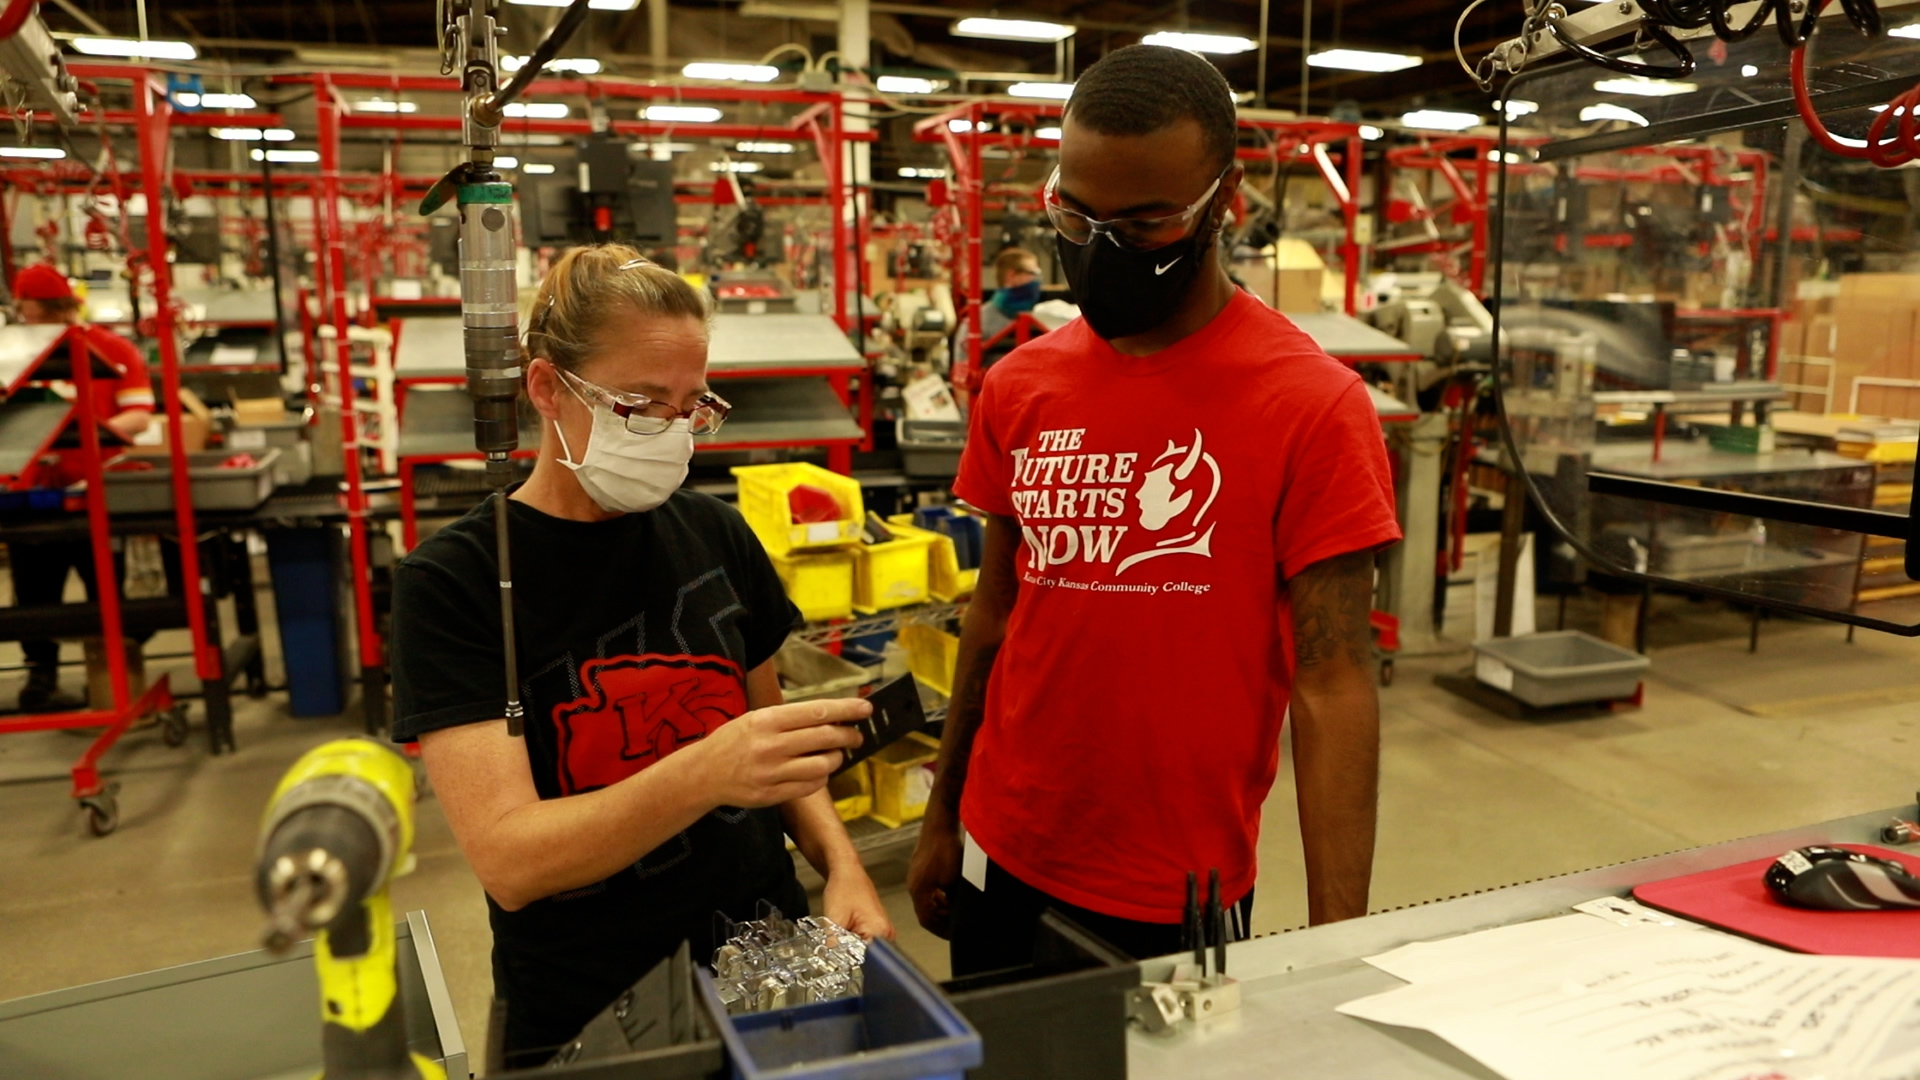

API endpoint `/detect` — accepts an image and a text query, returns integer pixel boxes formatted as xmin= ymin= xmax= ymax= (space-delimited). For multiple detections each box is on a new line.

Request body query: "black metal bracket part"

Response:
xmin=1586 ymin=472 xmax=1912 ymax=538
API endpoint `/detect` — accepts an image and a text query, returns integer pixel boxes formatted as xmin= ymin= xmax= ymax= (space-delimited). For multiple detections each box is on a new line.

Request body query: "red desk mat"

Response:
xmin=1632 ymin=844 xmax=1920 ymax=958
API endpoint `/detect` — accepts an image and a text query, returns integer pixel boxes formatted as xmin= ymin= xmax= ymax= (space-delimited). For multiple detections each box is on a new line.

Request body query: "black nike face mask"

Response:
xmin=1056 ymin=210 xmax=1220 ymax=342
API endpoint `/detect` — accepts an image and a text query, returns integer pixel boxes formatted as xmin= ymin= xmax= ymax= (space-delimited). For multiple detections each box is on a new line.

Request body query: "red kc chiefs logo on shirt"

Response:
xmin=551 ymin=654 xmax=745 ymax=795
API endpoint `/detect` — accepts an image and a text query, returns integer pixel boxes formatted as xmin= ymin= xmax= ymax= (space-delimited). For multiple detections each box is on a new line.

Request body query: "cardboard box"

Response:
xmin=84 ymin=637 xmax=146 ymax=710
xmin=230 ymin=397 xmax=287 ymax=425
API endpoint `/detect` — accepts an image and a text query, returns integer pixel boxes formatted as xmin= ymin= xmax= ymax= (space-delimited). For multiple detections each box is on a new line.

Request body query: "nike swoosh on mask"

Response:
xmin=1154 ymin=257 xmax=1182 ymax=275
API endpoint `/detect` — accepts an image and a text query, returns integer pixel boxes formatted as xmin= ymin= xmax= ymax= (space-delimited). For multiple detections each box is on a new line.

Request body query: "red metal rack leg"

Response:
xmin=401 ymin=459 xmax=420 ymax=549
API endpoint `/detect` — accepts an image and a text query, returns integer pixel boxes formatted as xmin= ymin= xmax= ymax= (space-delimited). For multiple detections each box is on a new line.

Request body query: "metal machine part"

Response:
xmin=0 ymin=6 xmax=77 ymax=128
xmin=425 ymin=0 xmax=594 ymax=737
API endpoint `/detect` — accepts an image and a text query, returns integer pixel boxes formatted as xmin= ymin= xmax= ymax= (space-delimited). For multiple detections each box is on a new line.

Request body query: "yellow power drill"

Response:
xmin=256 ymin=738 xmax=445 ymax=1080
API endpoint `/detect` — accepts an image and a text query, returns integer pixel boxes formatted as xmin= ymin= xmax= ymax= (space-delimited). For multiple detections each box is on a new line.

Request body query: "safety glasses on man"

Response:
xmin=1043 ymin=165 xmax=1227 ymax=251
xmin=557 ymin=367 xmax=733 ymax=436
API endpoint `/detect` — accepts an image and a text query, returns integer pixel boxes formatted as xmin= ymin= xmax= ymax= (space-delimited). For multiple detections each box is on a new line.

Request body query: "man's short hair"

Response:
xmin=994 ymin=246 xmax=1039 ymax=284
xmin=1065 ymin=45 xmax=1238 ymax=175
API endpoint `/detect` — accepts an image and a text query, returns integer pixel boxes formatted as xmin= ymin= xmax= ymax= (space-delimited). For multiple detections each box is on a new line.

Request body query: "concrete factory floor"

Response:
xmin=3 ymin=594 xmax=1919 ymax=1072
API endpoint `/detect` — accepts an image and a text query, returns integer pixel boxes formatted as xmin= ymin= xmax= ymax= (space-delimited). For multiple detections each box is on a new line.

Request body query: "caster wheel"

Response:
xmin=161 ymin=706 xmax=188 ymax=748
xmin=80 ymin=786 xmax=120 ymax=837
xmin=1379 ymin=659 xmax=1395 ymax=688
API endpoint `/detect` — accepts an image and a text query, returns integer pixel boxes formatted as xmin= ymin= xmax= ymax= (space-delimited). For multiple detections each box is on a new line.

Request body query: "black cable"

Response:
xmin=490 ymin=0 xmax=594 ymax=110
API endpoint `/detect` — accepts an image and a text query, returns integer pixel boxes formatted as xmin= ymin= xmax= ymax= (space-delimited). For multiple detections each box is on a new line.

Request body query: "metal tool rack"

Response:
xmin=0 ymin=323 xmax=186 ymax=835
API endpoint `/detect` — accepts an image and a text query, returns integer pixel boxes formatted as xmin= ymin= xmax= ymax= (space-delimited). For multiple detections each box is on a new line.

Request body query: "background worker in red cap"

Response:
xmin=9 ymin=263 xmax=155 ymax=711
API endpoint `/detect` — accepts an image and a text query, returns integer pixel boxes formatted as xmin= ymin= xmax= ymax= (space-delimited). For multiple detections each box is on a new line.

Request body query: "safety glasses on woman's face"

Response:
xmin=1043 ymin=166 xmax=1227 ymax=251
xmin=555 ymin=366 xmax=732 ymax=436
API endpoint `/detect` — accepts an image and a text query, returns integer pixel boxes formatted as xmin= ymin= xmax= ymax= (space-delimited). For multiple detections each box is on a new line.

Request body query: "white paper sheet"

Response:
xmin=1344 ymin=923 xmax=1920 ymax=1080
xmin=210 ymin=344 xmax=260 ymax=366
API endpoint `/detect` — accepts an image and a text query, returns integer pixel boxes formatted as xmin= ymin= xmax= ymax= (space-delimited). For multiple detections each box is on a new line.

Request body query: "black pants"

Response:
xmin=9 ymin=539 xmax=177 ymax=672
xmin=949 ymin=857 xmax=1253 ymax=978
xmin=10 ymin=540 xmax=108 ymax=671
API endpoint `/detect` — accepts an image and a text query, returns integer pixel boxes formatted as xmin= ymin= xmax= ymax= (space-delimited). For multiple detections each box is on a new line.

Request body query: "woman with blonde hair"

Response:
xmin=389 ymin=244 xmax=891 ymax=1068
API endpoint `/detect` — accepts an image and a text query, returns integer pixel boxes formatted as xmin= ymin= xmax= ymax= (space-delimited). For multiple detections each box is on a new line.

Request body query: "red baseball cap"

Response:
xmin=13 ymin=264 xmax=74 ymax=302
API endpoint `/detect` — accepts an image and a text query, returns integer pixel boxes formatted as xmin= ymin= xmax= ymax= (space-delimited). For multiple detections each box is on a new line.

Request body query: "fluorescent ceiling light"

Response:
xmin=711 ymin=160 xmax=763 ymax=172
xmin=1593 ymin=76 xmax=1696 ymax=96
xmin=1305 ymin=47 xmax=1420 ymax=72
xmin=1740 ymin=64 xmax=1759 ymax=77
xmin=523 ymin=163 xmax=557 ymax=174
xmin=503 ymin=102 xmax=570 ymax=119
xmin=1500 ymin=99 xmax=1539 ymax=118
xmin=946 ymin=119 xmax=975 ymax=133
xmin=1580 ymin=103 xmax=1650 ymax=126
xmin=1142 ymin=31 xmax=1256 ymax=53
xmin=71 ymin=36 xmax=197 ymax=60
xmin=1359 ymin=124 xmax=1384 ymax=140
xmin=177 ymin=92 xmax=257 ymax=109
xmin=1009 ymin=81 xmax=1074 ymax=100
xmin=1035 ymin=126 xmax=1061 ymax=140
xmin=899 ymin=166 xmax=947 ymax=178
xmin=741 ymin=0 xmax=841 ymax=17
xmin=501 ymin=55 xmax=602 ymax=74
xmin=1485 ymin=150 xmax=1524 ymax=164
xmin=736 ymin=141 xmax=794 ymax=153
xmin=212 ymin=127 xmax=296 ymax=141
xmin=1888 ymin=23 xmax=1920 ymax=38
xmin=495 ymin=156 xmax=520 ymax=169
xmin=1400 ymin=109 xmax=1480 ymax=131
xmin=683 ymin=62 xmax=780 ymax=82
xmin=876 ymin=76 xmax=947 ymax=94
xmin=0 ymin=146 xmax=64 ymax=159
xmin=250 ymin=149 xmax=320 ymax=163
xmin=952 ymin=17 xmax=1075 ymax=41
xmin=355 ymin=99 xmax=418 ymax=114
xmin=644 ymin=105 xmax=723 ymax=123
xmin=508 ymin=0 xmax=637 ymax=9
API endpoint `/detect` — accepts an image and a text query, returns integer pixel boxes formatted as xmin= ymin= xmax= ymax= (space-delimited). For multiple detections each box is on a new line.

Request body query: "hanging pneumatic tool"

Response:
xmin=422 ymin=0 xmax=595 ymax=736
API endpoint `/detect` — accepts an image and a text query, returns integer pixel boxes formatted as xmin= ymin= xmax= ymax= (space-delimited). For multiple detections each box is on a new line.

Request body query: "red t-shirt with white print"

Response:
xmin=951 ymin=289 xmax=1401 ymax=923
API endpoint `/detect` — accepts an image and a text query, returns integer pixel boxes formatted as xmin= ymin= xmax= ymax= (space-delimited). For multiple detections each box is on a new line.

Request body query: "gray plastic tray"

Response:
xmin=1472 ymin=629 xmax=1649 ymax=707
xmin=103 ymin=448 xmax=280 ymax=513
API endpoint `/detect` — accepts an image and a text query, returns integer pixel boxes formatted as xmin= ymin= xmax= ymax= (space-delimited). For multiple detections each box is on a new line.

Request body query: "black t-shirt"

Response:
xmin=390 ymin=489 xmax=804 ymax=1068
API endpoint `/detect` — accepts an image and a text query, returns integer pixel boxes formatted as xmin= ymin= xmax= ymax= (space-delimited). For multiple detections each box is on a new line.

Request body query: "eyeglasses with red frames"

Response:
xmin=556 ymin=367 xmax=732 ymax=436
xmin=1043 ymin=166 xmax=1228 ymax=251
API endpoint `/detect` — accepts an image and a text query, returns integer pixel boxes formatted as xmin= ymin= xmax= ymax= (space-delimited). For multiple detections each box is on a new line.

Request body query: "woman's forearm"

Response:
xmin=471 ymin=746 xmax=717 ymax=910
xmin=782 ymin=788 xmax=862 ymax=877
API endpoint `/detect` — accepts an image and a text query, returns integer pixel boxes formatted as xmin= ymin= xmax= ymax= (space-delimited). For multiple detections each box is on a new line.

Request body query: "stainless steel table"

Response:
xmin=177 ymin=288 xmax=278 ymax=326
xmin=1128 ymin=807 xmax=1901 ymax=1079
xmin=1287 ymin=312 xmax=1423 ymax=362
xmin=0 ymin=324 xmax=70 ymax=391
xmin=393 ymin=316 xmax=466 ymax=381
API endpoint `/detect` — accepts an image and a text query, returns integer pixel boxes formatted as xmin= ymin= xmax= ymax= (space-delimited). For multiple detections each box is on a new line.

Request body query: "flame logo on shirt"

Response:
xmin=551 ymin=654 xmax=745 ymax=795
xmin=1118 ymin=429 xmax=1220 ymax=574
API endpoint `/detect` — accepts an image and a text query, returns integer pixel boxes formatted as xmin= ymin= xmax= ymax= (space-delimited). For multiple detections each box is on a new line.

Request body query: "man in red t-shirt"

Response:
xmin=907 ymin=46 xmax=1401 ymax=973
xmin=9 ymin=264 xmax=155 ymax=710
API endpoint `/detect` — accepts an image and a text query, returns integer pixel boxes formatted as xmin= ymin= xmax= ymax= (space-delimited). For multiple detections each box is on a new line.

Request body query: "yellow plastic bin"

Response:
xmin=828 ymin=761 xmax=873 ymax=822
xmin=899 ymin=621 xmax=959 ymax=698
xmin=869 ymin=732 xmax=941 ymax=828
xmin=732 ymin=463 xmax=865 ymax=555
xmin=888 ymin=514 xmax=979 ymax=602
xmin=853 ymin=530 xmax=938 ymax=614
xmin=770 ymin=551 xmax=855 ymax=623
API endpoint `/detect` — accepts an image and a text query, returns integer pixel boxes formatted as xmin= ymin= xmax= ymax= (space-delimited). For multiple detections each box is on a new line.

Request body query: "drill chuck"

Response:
xmin=256 ymin=741 xmax=414 ymax=953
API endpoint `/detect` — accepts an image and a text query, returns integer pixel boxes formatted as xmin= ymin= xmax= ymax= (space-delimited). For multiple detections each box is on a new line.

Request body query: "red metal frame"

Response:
xmin=0 ymin=328 xmax=179 ymax=809
xmin=315 ymin=76 xmax=385 ymax=682
xmin=913 ymin=104 xmax=1365 ymax=385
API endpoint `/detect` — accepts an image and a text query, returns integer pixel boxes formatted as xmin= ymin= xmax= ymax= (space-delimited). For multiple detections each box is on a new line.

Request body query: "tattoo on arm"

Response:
xmin=1290 ymin=550 xmax=1377 ymax=669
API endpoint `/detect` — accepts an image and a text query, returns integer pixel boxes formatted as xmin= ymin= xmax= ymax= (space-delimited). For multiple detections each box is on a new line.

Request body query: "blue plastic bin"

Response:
xmin=696 ymin=938 xmax=981 ymax=1080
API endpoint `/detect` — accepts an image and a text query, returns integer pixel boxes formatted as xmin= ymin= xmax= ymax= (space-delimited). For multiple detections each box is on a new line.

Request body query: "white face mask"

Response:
xmin=552 ymin=388 xmax=694 ymax=515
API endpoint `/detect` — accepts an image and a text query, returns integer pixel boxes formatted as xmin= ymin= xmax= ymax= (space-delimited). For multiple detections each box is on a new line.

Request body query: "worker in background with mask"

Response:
xmin=977 ymin=246 xmax=1043 ymax=345
xmin=388 ymin=244 xmax=892 ymax=1068
xmin=907 ymin=45 xmax=1401 ymax=974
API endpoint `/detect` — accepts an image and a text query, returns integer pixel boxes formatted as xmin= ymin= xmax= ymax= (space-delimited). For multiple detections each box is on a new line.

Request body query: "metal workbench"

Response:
xmin=1128 ymin=806 xmax=1905 ymax=1079
xmin=176 ymin=288 xmax=278 ymax=326
xmin=393 ymin=312 xmax=868 ymax=381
